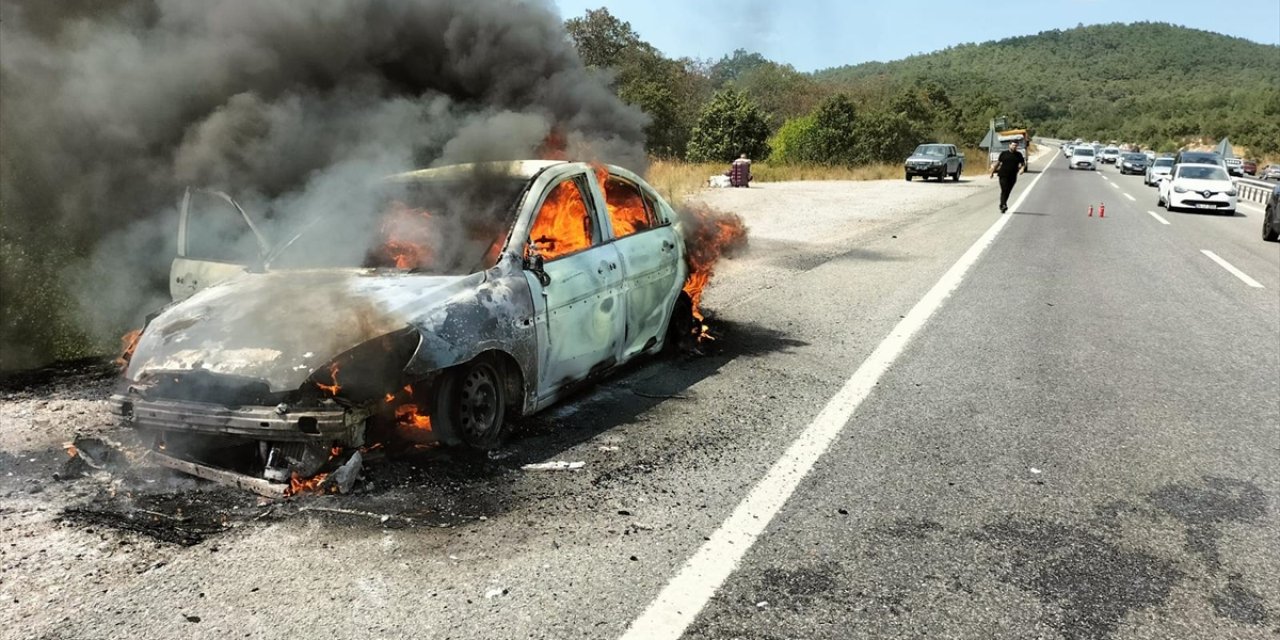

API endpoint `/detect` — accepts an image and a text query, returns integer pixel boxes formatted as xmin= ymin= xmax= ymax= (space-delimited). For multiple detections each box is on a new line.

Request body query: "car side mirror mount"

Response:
xmin=524 ymin=248 xmax=551 ymax=286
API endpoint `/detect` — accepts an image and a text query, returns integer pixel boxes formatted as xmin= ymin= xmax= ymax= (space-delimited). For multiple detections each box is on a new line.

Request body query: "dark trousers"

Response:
xmin=998 ymin=174 xmax=1017 ymax=208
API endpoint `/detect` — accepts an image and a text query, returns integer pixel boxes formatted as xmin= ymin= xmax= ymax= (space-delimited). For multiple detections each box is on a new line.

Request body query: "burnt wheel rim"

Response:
xmin=458 ymin=364 xmax=500 ymax=437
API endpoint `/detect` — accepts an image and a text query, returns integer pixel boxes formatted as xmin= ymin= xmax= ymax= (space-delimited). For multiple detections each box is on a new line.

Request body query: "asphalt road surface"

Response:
xmin=2 ymin=146 xmax=1277 ymax=640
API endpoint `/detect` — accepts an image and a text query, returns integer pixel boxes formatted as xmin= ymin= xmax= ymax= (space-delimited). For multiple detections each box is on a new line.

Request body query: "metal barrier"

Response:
xmin=1233 ymin=176 xmax=1276 ymax=206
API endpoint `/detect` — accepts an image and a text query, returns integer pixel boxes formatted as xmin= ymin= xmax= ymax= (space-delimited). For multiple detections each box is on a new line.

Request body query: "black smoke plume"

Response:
xmin=0 ymin=0 xmax=648 ymax=369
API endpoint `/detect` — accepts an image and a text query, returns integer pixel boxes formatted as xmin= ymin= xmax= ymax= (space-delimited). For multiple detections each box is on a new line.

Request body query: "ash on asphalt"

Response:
xmin=34 ymin=316 xmax=807 ymax=546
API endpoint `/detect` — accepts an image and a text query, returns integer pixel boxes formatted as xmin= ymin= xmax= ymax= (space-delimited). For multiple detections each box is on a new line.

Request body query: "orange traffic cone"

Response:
xmin=1088 ymin=205 xmax=1094 ymax=217
xmin=1099 ymin=203 xmax=1105 ymax=218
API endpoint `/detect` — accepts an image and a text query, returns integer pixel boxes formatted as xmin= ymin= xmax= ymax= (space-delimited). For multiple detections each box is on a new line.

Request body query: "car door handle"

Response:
xmin=662 ymin=240 xmax=675 ymax=251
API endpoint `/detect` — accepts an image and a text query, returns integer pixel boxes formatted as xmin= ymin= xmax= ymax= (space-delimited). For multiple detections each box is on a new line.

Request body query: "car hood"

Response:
xmin=906 ymin=155 xmax=945 ymax=163
xmin=127 ymin=269 xmax=477 ymax=392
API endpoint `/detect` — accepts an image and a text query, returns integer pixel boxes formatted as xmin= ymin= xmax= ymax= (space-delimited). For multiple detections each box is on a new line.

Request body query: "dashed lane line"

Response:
xmin=1147 ymin=210 xmax=1170 ymax=225
xmin=1201 ymin=250 xmax=1264 ymax=288
xmin=619 ymin=159 xmax=1053 ymax=640
xmin=1123 ymin=193 xmax=1136 ymax=201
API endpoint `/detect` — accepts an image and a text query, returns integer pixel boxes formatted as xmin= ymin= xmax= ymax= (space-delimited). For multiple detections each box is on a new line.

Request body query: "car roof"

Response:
xmin=388 ymin=160 xmax=569 ymax=182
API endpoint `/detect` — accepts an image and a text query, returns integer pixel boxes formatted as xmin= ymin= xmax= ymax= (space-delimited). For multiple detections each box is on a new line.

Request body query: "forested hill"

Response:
xmin=815 ymin=22 xmax=1280 ymax=154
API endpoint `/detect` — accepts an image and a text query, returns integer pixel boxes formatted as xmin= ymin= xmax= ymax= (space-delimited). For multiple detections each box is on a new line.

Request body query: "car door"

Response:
xmin=592 ymin=168 xmax=683 ymax=361
xmin=521 ymin=169 xmax=625 ymax=398
xmin=170 ymin=188 xmax=270 ymax=301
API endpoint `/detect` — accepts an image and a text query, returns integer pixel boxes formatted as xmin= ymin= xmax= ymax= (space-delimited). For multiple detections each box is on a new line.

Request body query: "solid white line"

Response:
xmin=1147 ymin=210 xmax=1170 ymax=225
xmin=1201 ymin=250 xmax=1264 ymax=288
xmin=619 ymin=163 xmax=1051 ymax=640
xmin=1123 ymin=193 xmax=1136 ymax=201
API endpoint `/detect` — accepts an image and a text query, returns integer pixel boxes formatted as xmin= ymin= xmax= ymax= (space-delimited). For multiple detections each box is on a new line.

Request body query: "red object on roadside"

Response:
xmin=1088 ymin=205 xmax=1094 ymax=217
xmin=1099 ymin=203 xmax=1105 ymax=218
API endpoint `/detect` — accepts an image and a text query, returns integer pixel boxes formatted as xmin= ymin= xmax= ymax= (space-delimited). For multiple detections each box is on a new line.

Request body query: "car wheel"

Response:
xmin=664 ymin=293 xmax=696 ymax=354
xmin=952 ymin=166 xmax=961 ymax=182
xmin=1263 ymin=212 xmax=1279 ymax=242
xmin=905 ymin=173 xmax=912 ymax=182
xmin=432 ymin=355 xmax=507 ymax=450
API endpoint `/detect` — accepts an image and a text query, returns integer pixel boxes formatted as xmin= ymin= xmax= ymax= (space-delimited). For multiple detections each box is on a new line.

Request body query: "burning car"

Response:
xmin=111 ymin=160 xmax=695 ymax=484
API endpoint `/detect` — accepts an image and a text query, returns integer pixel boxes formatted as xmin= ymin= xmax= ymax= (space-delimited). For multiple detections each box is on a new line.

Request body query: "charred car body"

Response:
xmin=112 ymin=161 xmax=691 ymax=481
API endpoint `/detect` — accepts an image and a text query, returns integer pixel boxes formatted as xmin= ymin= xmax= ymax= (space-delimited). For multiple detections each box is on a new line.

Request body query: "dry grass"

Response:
xmin=648 ymin=149 xmax=997 ymax=203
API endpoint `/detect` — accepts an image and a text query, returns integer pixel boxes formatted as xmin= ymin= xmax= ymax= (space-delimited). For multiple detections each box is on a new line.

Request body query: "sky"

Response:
xmin=551 ymin=0 xmax=1280 ymax=72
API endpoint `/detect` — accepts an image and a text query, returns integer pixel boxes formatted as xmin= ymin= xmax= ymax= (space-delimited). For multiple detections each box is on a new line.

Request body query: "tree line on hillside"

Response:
xmin=568 ymin=12 xmax=1280 ymax=161
xmin=565 ymin=9 xmax=994 ymax=165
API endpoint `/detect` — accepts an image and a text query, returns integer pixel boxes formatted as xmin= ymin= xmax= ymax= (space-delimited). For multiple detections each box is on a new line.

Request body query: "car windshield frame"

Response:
xmin=1176 ymin=165 xmax=1228 ymax=181
xmin=266 ymin=174 xmax=531 ymax=274
xmin=1073 ymin=148 xmax=1095 ymax=157
xmin=912 ymin=145 xmax=949 ymax=157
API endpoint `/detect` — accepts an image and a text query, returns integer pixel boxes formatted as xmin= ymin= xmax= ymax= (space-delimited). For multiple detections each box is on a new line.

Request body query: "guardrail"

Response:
xmin=1233 ymin=176 xmax=1276 ymax=206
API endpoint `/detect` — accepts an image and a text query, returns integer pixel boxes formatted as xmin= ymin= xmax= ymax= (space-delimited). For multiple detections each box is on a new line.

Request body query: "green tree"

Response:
xmin=565 ymin=8 xmax=698 ymax=157
xmin=686 ymin=89 xmax=771 ymax=162
xmin=709 ymin=49 xmax=771 ymax=87
xmin=768 ymin=115 xmax=820 ymax=164
xmin=809 ymin=93 xmax=863 ymax=165
xmin=732 ymin=62 xmax=827 ymax=130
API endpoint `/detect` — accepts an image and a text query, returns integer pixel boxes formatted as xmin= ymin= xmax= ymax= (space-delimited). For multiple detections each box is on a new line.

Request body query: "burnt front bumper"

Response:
xmin=110 ymin=394 xmax=369 ymax=447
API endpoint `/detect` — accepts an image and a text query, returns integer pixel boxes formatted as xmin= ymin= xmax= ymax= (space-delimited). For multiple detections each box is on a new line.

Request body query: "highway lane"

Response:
xmin=680 ymin=149 xmax=1280 ymax=639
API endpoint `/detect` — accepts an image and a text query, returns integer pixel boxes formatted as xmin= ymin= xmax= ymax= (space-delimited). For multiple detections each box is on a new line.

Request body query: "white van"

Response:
xmin=1069 ymin=146 xmax=1097 ymax=171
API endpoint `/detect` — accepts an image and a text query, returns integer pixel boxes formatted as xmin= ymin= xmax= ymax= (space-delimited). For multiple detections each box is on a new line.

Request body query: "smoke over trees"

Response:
xmin=0 ymin=0 xmax=648 ymax=369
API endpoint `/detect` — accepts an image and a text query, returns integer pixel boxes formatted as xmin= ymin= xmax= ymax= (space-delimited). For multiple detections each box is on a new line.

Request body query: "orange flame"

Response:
xmin=115 ymin=329 xmax=143 ymax=368
xmin=284 ymin=446 xmax=345 ymax=497
xmin=678 ymin=204 xmax=748 ymax=322
xmin=378 ymin=201 xmax=436 ymax=269
xmin=528 ymin=179 xmax=593 ymax=260
xmin=593 ymin=165 xmax=654 ymax=238
xmin=538 ymin=128 xmax=568 ymax=160
xmin=315 ymin=362 xmax=341 ymax=396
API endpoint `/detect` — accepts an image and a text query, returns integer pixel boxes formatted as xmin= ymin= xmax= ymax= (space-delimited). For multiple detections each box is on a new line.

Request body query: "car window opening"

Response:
xmin=269 ymin=176 xmax=526 ymax=275
xmin=528 ymin=177 xmax=595 ymax=261
xmin=599 ymin=171 xmax=657 ymax=238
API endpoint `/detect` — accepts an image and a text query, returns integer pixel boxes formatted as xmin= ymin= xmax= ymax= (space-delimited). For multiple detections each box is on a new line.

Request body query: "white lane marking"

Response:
xmin=1147 ymin=210 xmax=1170 ymax=225
xmin=1201 ymin=250 xmax=1264 ymax=288
xmin=619 ymin=162 xmax=1051 ymax=640
xmin=1110 ymin=182 xmax=1120 ymax=189
xmin=1123 ymin=193 xmax=1136 ymax=201
xmin=1101 ymin=174 xmax=1109 ymax=180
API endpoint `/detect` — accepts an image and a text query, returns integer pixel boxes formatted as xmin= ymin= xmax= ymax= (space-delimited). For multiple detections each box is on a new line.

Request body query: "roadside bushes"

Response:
xmin=768 ymin=93 xmax=931 ymax=167
xmin=686 ymin=89 xmax=771 ymax=163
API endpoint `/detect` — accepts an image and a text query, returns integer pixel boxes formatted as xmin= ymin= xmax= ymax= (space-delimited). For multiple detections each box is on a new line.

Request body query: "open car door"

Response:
xmin=170 ymin=188 xmax=270 ymax=301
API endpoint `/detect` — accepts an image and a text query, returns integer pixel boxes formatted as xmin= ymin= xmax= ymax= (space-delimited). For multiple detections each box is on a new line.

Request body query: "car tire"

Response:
xmin=905 ymin=174 xmax=912 ymax=181
xmin=663 ymin=293 xmax=695 ymax=354
xmin=431 ymin=354 xmax=507 ymax=450
xmin=1263 ymin=213 xmax=1279 ymax=242
xmin=952 ymin=166 xmax=961 ymax=182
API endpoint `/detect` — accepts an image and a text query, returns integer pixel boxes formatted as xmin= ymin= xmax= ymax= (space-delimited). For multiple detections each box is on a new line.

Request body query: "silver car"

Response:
xmin=1145 ymin=157 xmax=1175 ymax=186
xmin=113 ymin=161 xmax=691 ymax=478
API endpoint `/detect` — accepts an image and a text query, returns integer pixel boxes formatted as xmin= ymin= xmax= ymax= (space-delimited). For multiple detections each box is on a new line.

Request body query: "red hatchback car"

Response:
xmin=1242 ymin=159 xmax=1258 ymax=176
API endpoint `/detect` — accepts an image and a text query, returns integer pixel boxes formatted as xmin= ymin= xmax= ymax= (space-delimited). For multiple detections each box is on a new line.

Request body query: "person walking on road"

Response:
xmin=990 ymin=141 xmax=1027 ymax=213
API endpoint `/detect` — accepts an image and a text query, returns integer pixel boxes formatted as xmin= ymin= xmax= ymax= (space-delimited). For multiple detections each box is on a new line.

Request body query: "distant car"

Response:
xmin=1069 ymin=145 xmax=1097 ymax=170
xmin=1118 ymin=153 xmax=1148 ymax=175
xmin=1142 ymin=150 xmax=1156 ymax=162
xmin=1100 ymin=147 xmax=1121 ymax=164
xmin=1069 ymin=146 xmax=1098 ymax=171
xmin=1264 ymin=185 xmax=1280 ymax=242
xmin=1241 ymin=159 xmax=1257 ymax=176
xmin=1173 ymin=150 xmax=1227 ymax=171
xmin=1145 ymin=157 xmax=1175 ymax=186
xmin=1062 ymin=143 xmax=1074 ymax=157
xmin=1224 ymin=157 xmax=1244 ymax=176
xmin=1260 ymin=164 xmax=1280 ymax=181
xmin=904 ymin=143 xmax=963 ymax=181
xmin=1157 ymin=163 xmax=1237 ymax=215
